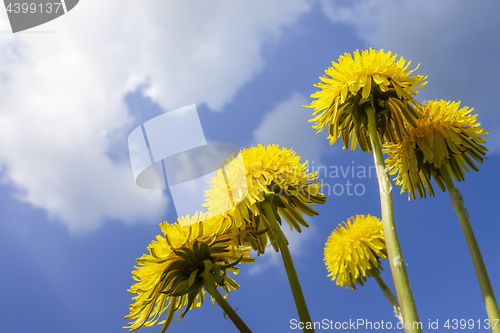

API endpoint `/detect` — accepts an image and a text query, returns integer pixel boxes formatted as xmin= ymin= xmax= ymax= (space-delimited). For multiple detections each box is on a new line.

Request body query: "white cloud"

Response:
xmin=0 ymin=1 xmax=311 ymax=232
xmin=319 ymin=0 xmax=500 ymax=150
xmin=253 ymin=92 xmax=323 ymax=163
xmin=320 ymin=0 xmax=454 ymax=45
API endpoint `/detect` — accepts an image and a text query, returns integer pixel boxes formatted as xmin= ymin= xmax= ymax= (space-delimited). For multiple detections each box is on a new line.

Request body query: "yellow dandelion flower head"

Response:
xmin=384 ymin=100 xmax=488 ymax=200
xmin=324 ymin=214 xmax=386 ymax=289
xmin=306 ymin=48 xmax=427 ymax=151
xmin=203 ymin=144 xmax=326 ymax=254
xmin=124 ymin=214 xmax=253 ymax=332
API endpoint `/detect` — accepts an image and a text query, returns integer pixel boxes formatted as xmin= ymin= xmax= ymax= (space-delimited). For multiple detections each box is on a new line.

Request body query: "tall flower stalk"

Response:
xmin=202 ymin=267 xmax=253 ymax=333
xmin=441 ymin=168 xmax=500 ymax=331
xmin=307 ymin=48 xmax=426 ymax=332
xmin=373 ymin=272 xmax=402 ymax=322
xmin=260 ymin=197 xmax=314 ymax=331
xmin=385 ymin=100 xmax=499 ymax=331
xmin=366 ymin=106 xmax=420 ymax=329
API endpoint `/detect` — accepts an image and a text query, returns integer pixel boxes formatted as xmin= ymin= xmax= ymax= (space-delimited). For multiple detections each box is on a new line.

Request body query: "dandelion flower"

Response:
xmin=124 ymin=213 xmax=253 ymax=332
xmin=203 ymin=144 xmax=326 ymax=254
xmin=384 ymin=100 xmax=488 ymax=199
xmin=307 ymin=48 xmax=427 ymax=152
xmin=324 ymin=215 xmax=386 ymax=289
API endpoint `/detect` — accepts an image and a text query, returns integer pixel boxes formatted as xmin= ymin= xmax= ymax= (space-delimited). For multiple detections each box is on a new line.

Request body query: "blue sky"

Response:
xmin=0 ymin=1 xmax=499 ymax=332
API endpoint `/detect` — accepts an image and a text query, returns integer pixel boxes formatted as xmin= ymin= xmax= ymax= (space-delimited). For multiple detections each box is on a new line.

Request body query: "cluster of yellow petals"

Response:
xmin=125 ymin=213 xmax=253 ymax=332
xmin=203 ymin=144 xmax=325 ymax=254
xmin=324 ymin=215 xmax=387 ymax=289
xmin=307 ymin=48 xmax=427 ymax=151
xmin=385 ymin=100 xmax=488 ymax=199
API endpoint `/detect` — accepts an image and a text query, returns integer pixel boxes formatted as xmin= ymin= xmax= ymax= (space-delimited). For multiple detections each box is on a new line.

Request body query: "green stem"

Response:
xmin=440 ymin=167 xmax=500 ymax=332
xmin=261 ymin=199 xmax=315 ymax=333
xmin=203 ymin=276 xmax=253 ymax=333
xmin=366 ymin=106 xmax=422 ymax=333
xmin=373 ymin=271 xmax=402 ymax=323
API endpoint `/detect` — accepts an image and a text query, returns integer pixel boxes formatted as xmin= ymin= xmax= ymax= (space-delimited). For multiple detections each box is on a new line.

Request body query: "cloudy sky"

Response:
xmin=1 ymin=1 xmax=499 ymax=332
